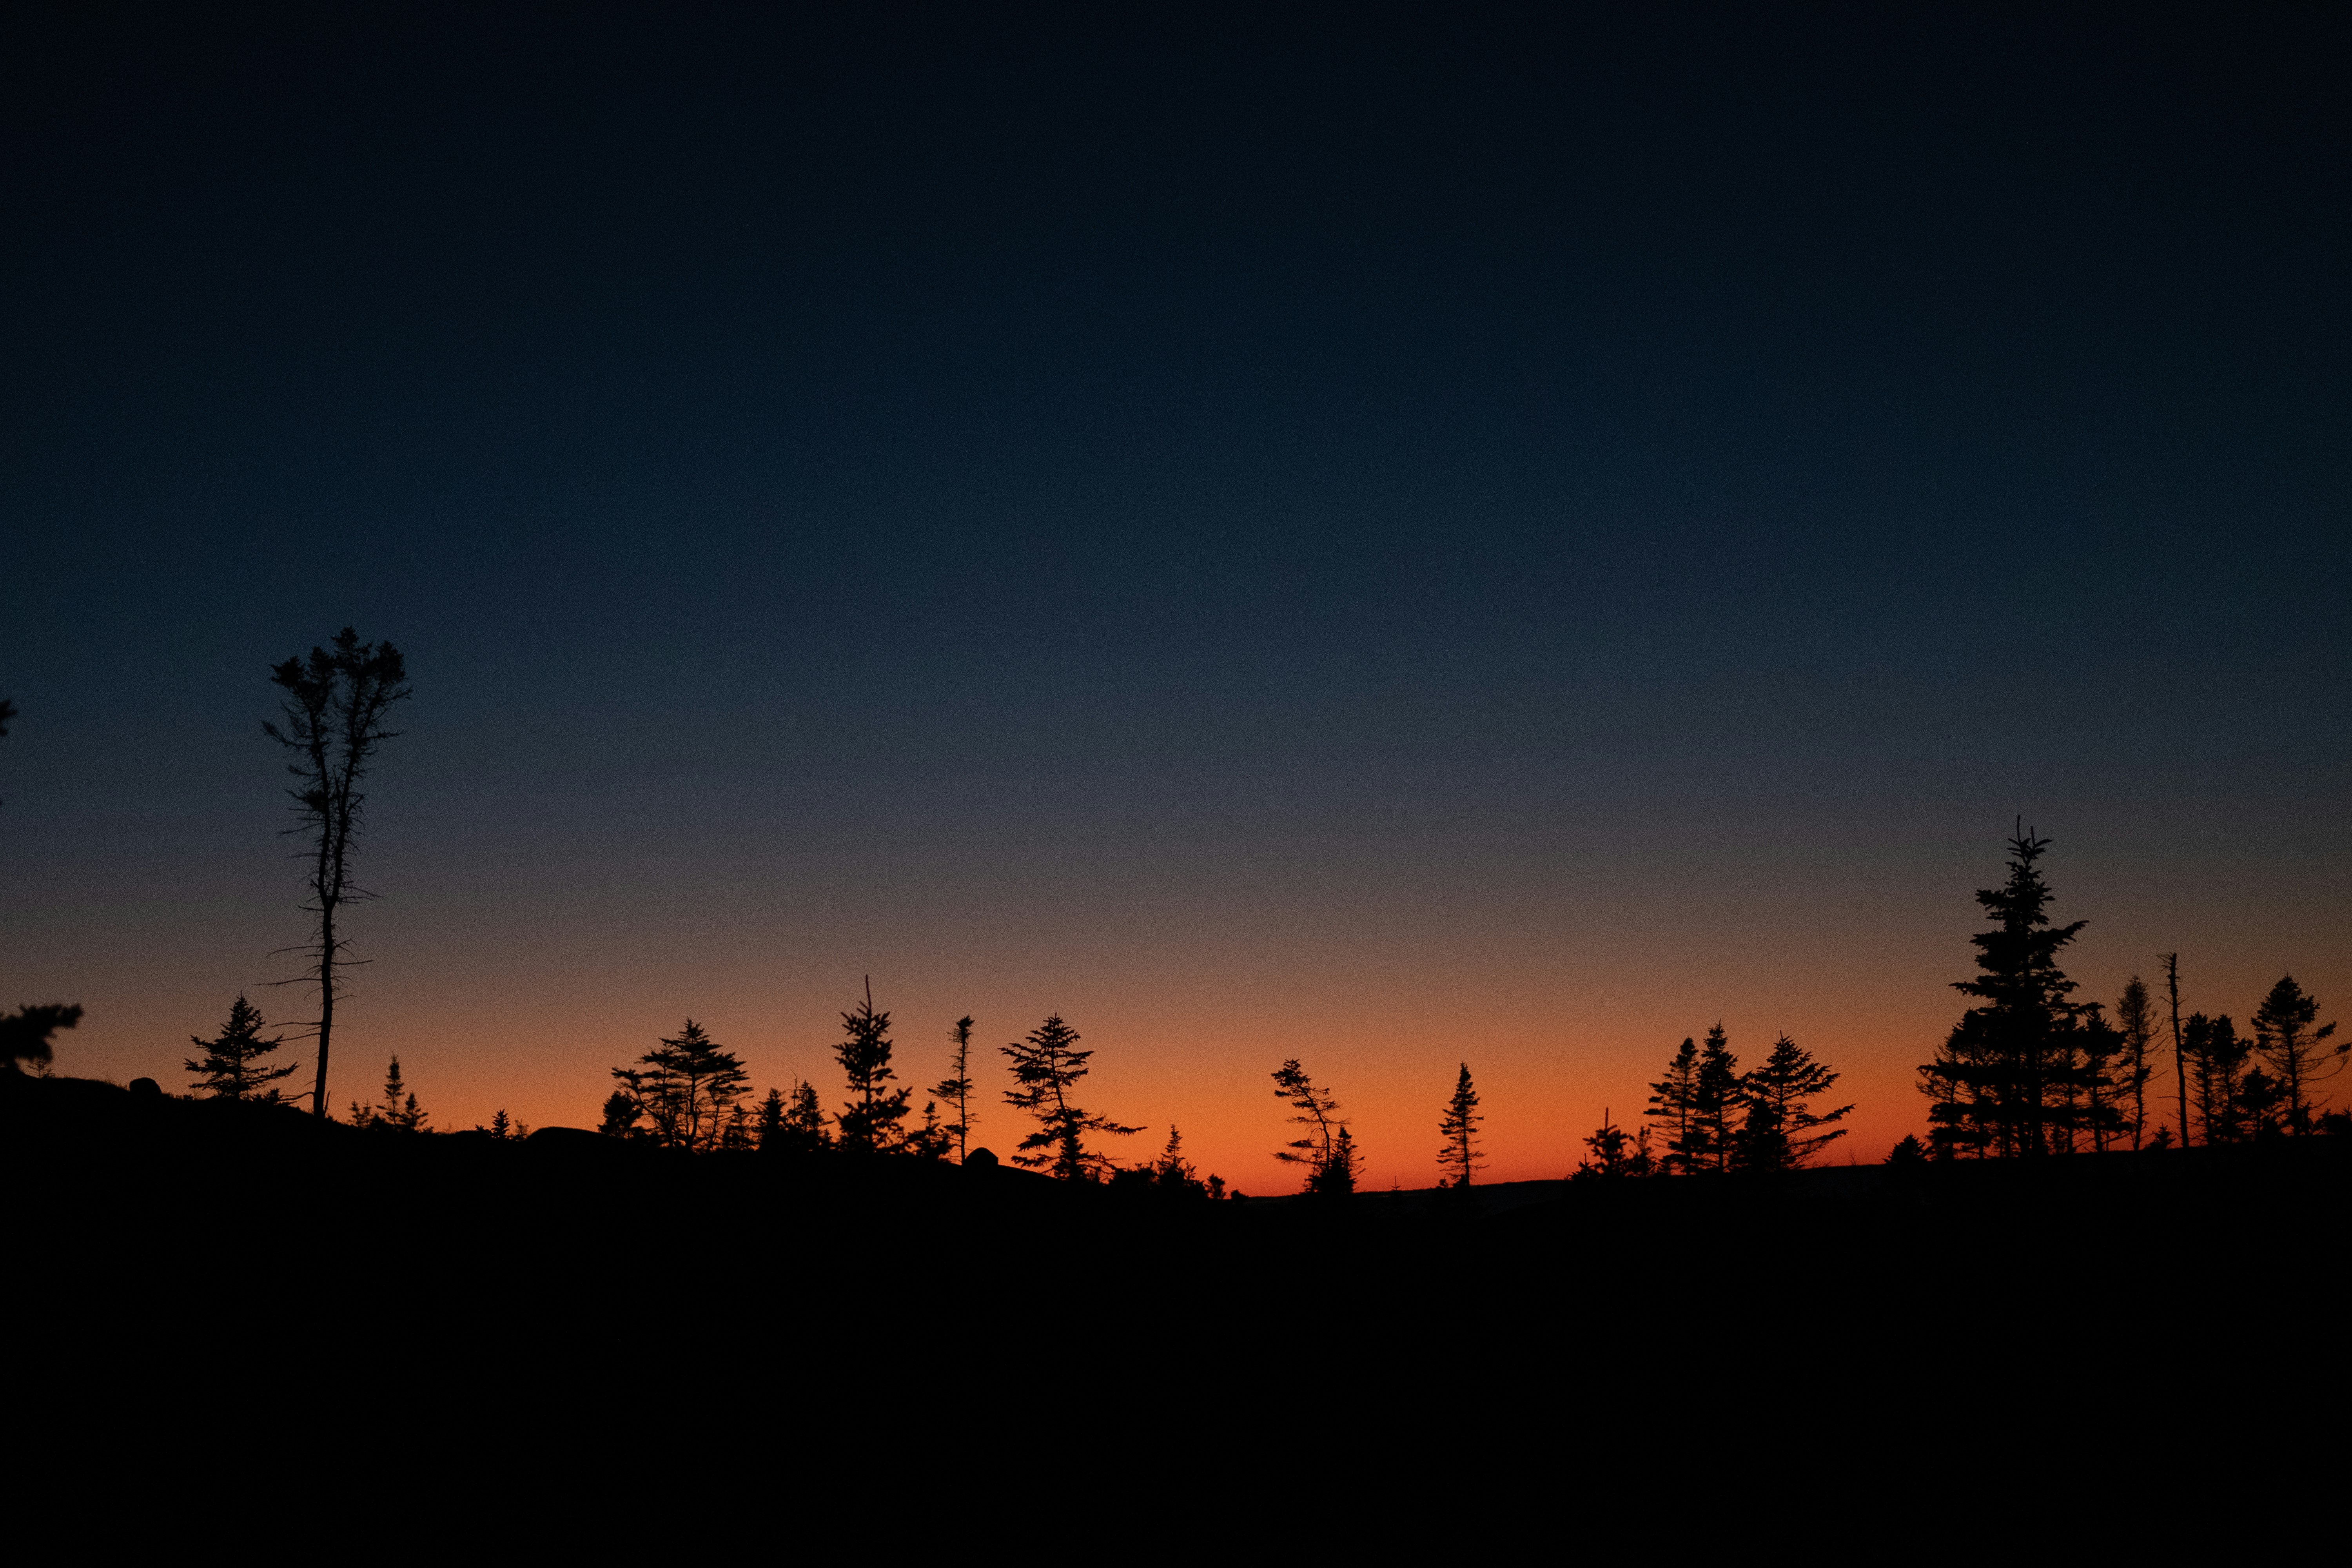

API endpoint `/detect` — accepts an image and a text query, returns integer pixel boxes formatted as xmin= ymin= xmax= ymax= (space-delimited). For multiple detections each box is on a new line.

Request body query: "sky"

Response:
xmin=3 ymin=3 xmax=2347 ymax=1187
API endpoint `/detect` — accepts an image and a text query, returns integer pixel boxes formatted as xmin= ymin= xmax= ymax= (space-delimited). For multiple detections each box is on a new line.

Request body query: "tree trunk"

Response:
xmin=310 ymin=897 xmax=336 ymax=1116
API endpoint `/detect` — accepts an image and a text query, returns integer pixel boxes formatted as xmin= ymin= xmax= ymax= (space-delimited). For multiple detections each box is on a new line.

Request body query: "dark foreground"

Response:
xmin=13 ymin=1073 xmax=2343 ymax=1499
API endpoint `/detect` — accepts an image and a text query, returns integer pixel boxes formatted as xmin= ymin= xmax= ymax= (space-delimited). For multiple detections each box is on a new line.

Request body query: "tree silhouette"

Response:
xmin=0 ymin=1004 xmax=81 ymax=1075
xmin=349 ymin=1054 xmax=427 ymax=1129
xmin=1000 ymin=1014 xmax=1140 ymax=1180
xmin=2162 ymin=953 xmax=2190 ymax=1147
xmin=599 ymin=1089 xmax=642 ymax=1138
xmin=1436 ymin=1063 xmax=1483 ymax=1188
xmin=185 ymin=994 xmax=299 ymax=1102
xmin=1573 ymin=1108 xmax=1654 ymax=1179
xmin=834 ymin=979 xmax=913 ymax=1154
xmin=932 ymin=1014 xmax=978 ymax=1161
xmin=1689 ymin=1026 xmax=1742 ymax=1172
xmin=2185 ymin=1013 xmax=2266 ymax=1144
xmin=2250 ymin=976 xmax=2341 ymax=1135
xmin=1114 ymin=1125 xmax=1221 ymax=1199
xmin=1270 ymin=1058 xmax=1352 ymax=1194
xmin=610 ymin=1020 xmax=750 ymax=1152
xmin=2114 ymin=976 xmax=2160 ymax=1149
xmin=478 ymin=1108 xmax=530 ymax=1140
xmin=2073 ymin=1003 xmax=2129 ymax=1154
xmin=262 ymin=627 xmax=411 ymax=1118
xmin=1644 ymin=1036 xmax=1701 ymax=1173
xmin=1920 ymin=823 xmax=2094 ymax=1158
xmin=1734 ymin=1034 xmax=1851 ymax=1171
xmin=753 ymin=1080 xmax=832 ymax=1154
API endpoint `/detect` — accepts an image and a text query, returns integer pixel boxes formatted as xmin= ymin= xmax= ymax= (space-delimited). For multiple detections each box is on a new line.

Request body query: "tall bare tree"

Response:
xmin=263 ymin=628 xmax=411 ymax=1117
xmin=2161 ymin=953 xmax=2190 ymax=1147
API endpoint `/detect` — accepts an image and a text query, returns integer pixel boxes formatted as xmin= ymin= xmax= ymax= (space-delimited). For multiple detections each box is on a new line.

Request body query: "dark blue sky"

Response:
xmin=4 ymin=4 xmax=2345 ymax=1165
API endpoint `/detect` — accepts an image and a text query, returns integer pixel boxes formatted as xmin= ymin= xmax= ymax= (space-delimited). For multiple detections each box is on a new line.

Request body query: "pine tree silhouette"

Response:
xmin=1688 ymin=1026 xmax=1741 ymax=1172
xmin=599 ymin=1089 xmax=642 ymax=1138
xmin=1645 ymin=1036 xmax=1701 ymax=1172
xmin=2250 ymin=977 xmax=2341 ymax=1135
xmin=1000 ymin=1014 xmax=1140 ymax=1180
xmin=1733 ymin=1034 xmax=1851 ymax=1171
xmin=1920 ymin=823 xmax=2097 ymax=1158
xmin=932 ymin=1014 xmax=978 ymax=1161
xmin=1270 ymin=1058 xmax=1352 ymax=1194
xmin=610 ymin=1020 xmax=750 ymax=1152
xmin=1436 ymin=1063 xmax=1483 ymax=1188
xmin=185 ymin=994 xmax=299 ymax=1102
xmin=349 ymin=1054 xmax=428 ymax=1129
xmin=834 ymin=979 xmax=913 ymax=1154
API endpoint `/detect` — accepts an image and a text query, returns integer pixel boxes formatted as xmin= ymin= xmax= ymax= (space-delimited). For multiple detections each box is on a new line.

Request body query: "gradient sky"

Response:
xmin=4 ymin=4 xmax=2347 ymax=1187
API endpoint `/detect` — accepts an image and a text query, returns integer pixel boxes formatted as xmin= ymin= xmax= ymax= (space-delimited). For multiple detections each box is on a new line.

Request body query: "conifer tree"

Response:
xmin=756 ymin=1086 xmax=786 ymax=1146
xmin=350 ymin=1054 xmax=428 ymax=1129
xmin=1734 ymin=1034 xmax=1851 ymax=1171
xmin=2074 ymin=1004 xmax=2129 ymax=1154
xmin=2185 ymin=1013 xmax=2255 ymax=1144
xmin=1573 ymin=1108 xmax=1649 ymax=1179
xmin=609 ymin=1019 xmax=750 ymax=1152
xmin=1689 ymin=1026 xmax=1742 ymax=1171
xmin=931 ymin=1014 xmax=978 ymax=1161
xmin=2250 ymin=976 xmax=2341 ymax=1135
xmin=1317 ymin=1125 xmax=1362 ymax=1195
xmin=185 ymin=994 xmax=299 ymax=1102
xmin=1919 ymin=823 xmax=2092 ymax=1158
xmin=1436 ymin=1062 xmax=1484 ymax=1188
xmin=600 ymin=1089 xmax=643 ymax=1138
xmin=1151 ymin=1125 xmax=1202 ymax=1192
xmin=2115 ymin=976 xmax=2160 ymax=1149
xmin=834 ymin=979 xmax=913 ymax=1154
xmin=1644 ymin=1036 xmax=1701 ymax=1173
xmin=1270 ymin=1058 xmax=1350 ymax=1193
xmin=1000 ymin=1013 xmax=1140 ymax=1180
xmin=777 ymin=1077 xmax=831 ymax=1154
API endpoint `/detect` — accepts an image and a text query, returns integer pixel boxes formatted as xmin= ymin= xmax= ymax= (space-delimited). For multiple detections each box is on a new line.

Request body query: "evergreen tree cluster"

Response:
xmin=1635 ymin=1028 xmax=1851 ymax=1175
xmin=1916 ymin=825 xmax=2343 ymax=1159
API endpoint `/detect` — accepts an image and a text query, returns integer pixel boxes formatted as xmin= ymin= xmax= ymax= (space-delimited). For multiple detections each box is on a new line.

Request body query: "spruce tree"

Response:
xmin=1920 ymin=823 xmax=2091 ymax=1158
xmin=2074 ymin=1004 xmax=2129 ymax=1154
xmin=600 ymin=1089 xmax=643 ymax=1138
xmin=782 ymin=1078 xmax=832 ymax=1154
xmin=1734 ymin=1034 xmax=1851 ymax=1171
xmin=931 ymin=1014 xmax=978 ymax=1161
xmin=609 ymin=1019 xmax=750 ymax=1152
xmin=1314 ymin=1125 xmax=1362 ymax=1196
xmin=1436 ymin=1062 xmax=1484 ymax=1188
xmin=1644 ymin=1036 xmax=1701 ymax=1173
xmin=1573 ymin=1108 xmax=1642 ymax=1179
xmin=2249 ymin=977 xmax=2341 ymax=1135
xmin=185 ymin=994 xmax=299 ymax=1102
xmin=755 ymin=1079 xmax=832 ymax=1155
xmin=2185 ymin=1013 xmax=2254 ymax=1144
xmin=1689 ymin=1026 xmax=1742 ymax=1172
xmin=354 ymin=1055 xmax=427 ymax=1129
xmin=834 ymin=979 xmax=912 ymax=1154
xmin=1000 ymin=1013 xmax=1140 ymax=1180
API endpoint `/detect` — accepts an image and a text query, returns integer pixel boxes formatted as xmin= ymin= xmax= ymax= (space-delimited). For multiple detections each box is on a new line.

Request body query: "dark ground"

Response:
xmin=11 ymin=1071 xmax=2340 ymax=1514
